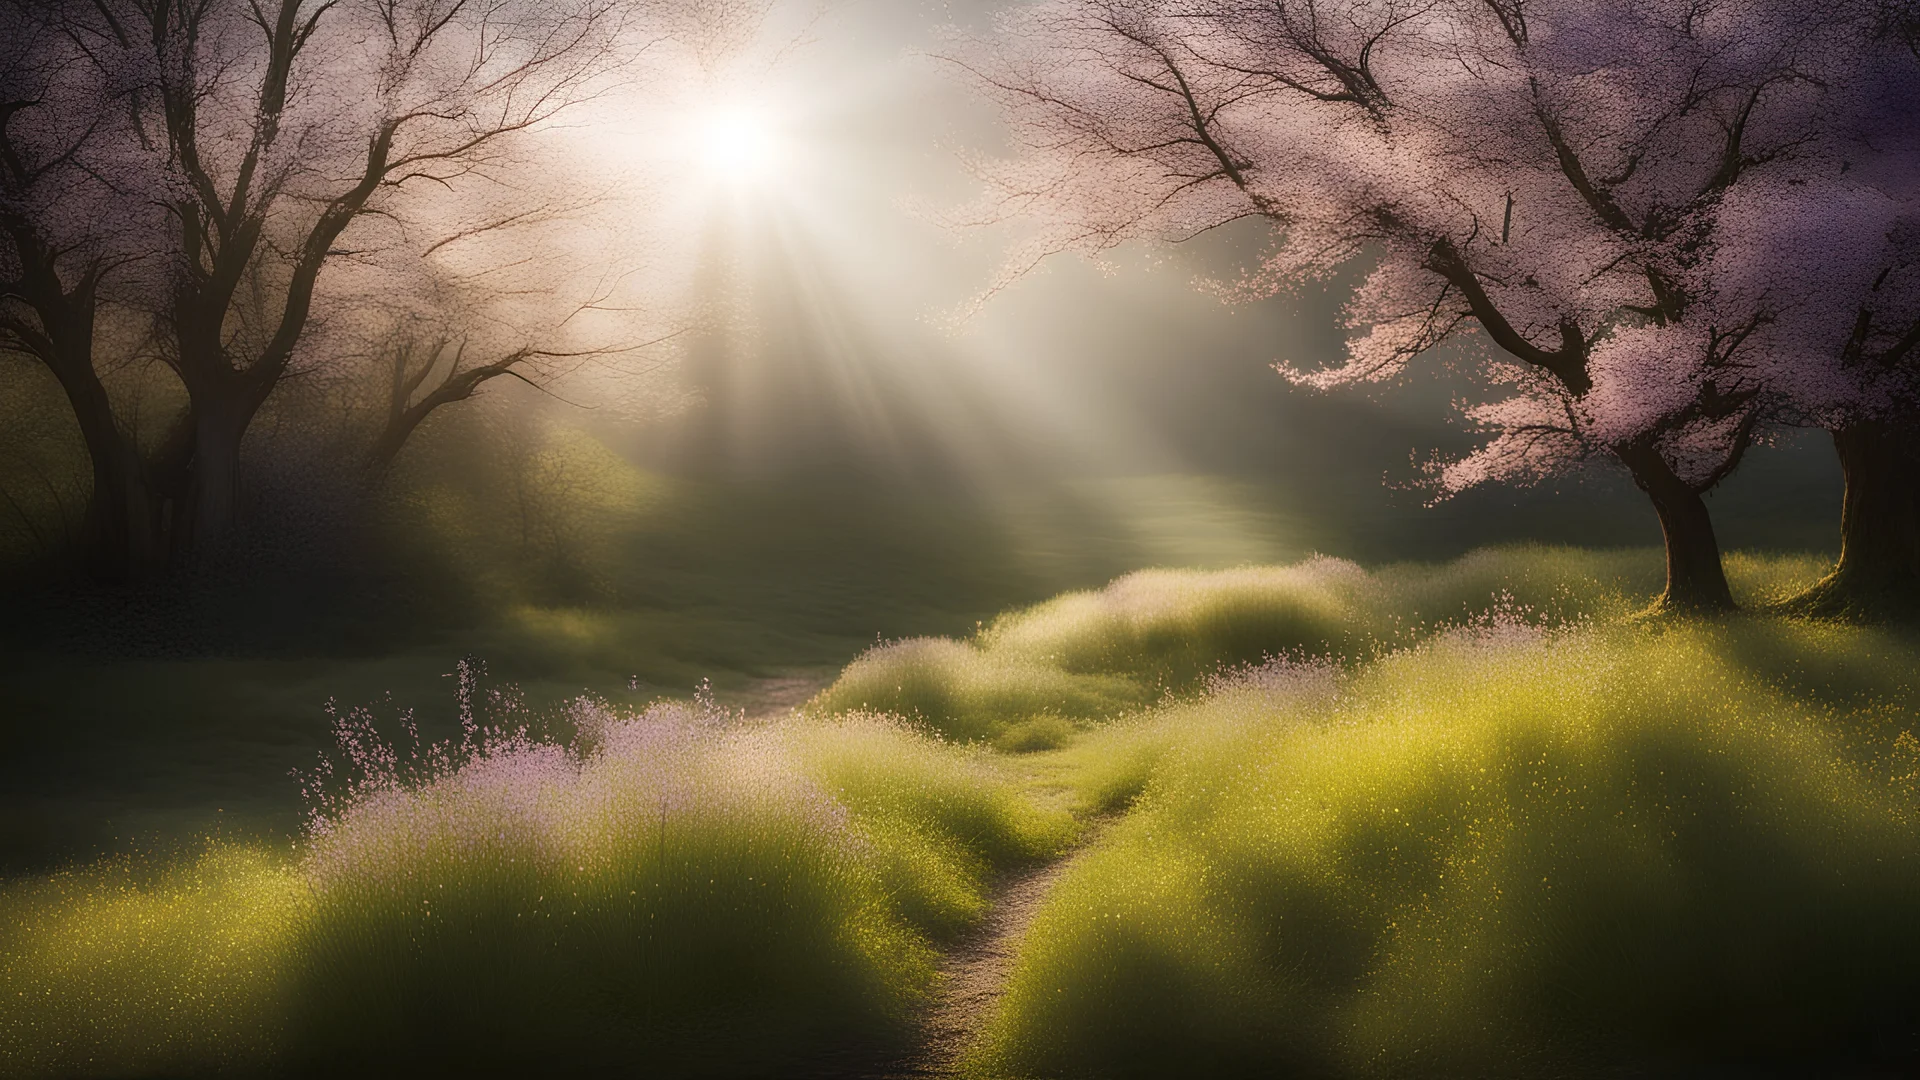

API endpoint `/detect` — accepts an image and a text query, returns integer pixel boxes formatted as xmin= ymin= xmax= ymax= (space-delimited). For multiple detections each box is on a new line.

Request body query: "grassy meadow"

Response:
xmin=10 ymin=545 xmax=1920 ymax=1076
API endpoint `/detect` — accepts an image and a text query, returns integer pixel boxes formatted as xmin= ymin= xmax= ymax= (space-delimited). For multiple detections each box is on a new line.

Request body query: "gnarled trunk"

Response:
xmin=45 ymin=355 xmax=158 ymax=581
xmin=1782 ymin=423 xmax=1920 ymax=619
xmin=29 ymin=293 xmax=172 ymax=581
xmin=1615 ymin=441 xmax=1737 ymax=613
xmin=77 ymin=414 xmax=164 ymax=581
xmin=179 ymin=390 xmax=257 ymax=559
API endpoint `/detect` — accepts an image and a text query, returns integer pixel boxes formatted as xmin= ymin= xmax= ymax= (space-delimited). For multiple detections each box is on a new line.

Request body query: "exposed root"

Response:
xmin=1772 ymin=570 xmax=1920 ymax=624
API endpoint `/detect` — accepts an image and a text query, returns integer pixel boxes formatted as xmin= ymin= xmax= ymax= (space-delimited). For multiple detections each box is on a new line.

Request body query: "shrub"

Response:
xmin=787 ymin=714 xmax=1076 ymax=936
xmin=805 ymin=548 xmax=1830 ymax=746
xmin=291 ymin=698 xmax=1076 ymax=1076
xmin=806 ymin=636 xmax=1145 ymax=743
xmin=980 ymin=558 xmax=1364 ymax=685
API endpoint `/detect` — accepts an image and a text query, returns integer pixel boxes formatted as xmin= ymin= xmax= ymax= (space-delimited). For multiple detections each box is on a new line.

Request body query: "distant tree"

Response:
xmin=0 ymin=3 xmax=176 ymax=580
xmin=953 ymin=0 xmax=1881 ymax=611
xmin=361 ymin=321 xmax=682 ymax=476
xmin=0 ymin=0 xmax=706 ymax=579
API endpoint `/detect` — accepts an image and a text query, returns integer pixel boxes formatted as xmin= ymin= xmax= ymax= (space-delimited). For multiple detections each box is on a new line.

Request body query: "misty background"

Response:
xmin=639 ymin=0 xmax=1835 ymax=557
xmin=0 ymin=0 xmax=1836 ymax=870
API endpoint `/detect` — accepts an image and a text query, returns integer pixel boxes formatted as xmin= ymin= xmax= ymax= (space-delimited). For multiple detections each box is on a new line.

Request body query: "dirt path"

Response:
xmin=893 ymin=814 xmax=1116 ymax=1078
xmin=731 ymin=670 xmax=838 ymax=722
xmin=735 ymin=683 xmax=1113 ymax=1078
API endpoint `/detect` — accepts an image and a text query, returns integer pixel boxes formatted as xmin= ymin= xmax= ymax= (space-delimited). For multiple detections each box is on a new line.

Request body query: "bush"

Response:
xmin=972 ymin=619 xmax=1920 ymax=1078
xmin=806 ymin=636 xmax=1145 ymax=743
xmin=979 ymin=558 xmax=1365 ymax=685
xmin=786 ymin=714 xmax=1076 ymax=937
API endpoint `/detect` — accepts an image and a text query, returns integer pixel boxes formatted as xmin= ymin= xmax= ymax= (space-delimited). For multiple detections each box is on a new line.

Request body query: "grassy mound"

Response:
xmin=971 ymin=619 xmax=1920 ymax=1077
xmin=806 ymin=636 xmax=1147 ymax=747
xmin=3 ymin=546 xmax=1862 ymax=1077
xmin=0 ymin=702 xmax=1069 ymax=1078
xmin=807 ymin=547 xmax=1802 ymax=746
xmin=0 ymin=847 xmax=303 ymax=1077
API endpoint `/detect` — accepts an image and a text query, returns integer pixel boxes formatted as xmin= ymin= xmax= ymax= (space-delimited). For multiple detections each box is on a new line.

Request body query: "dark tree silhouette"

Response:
xmin=0 ymin=0 xmax=696 ymax=577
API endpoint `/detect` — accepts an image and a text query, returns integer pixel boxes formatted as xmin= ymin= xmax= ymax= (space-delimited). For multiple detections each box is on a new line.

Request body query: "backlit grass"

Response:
xmin=970 ymin=618 xmax=1920 ymax=1077
xmin=806 ymin=637 xmax=1147 ymax=744
xmin=0 ymin=847 xmax=302 ymax=1078
xmin=807 ymin=546 xmax=1806 ymax=745
xmin=4 ymin=547 xmax=1872 ymax=1078
xmin=0 ymin=699 xmax=1068 ymax=1078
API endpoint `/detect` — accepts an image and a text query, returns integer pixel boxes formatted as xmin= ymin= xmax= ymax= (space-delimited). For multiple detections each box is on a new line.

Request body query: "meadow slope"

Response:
xmin=9 ymin=547 xmax=1918 ymax=1078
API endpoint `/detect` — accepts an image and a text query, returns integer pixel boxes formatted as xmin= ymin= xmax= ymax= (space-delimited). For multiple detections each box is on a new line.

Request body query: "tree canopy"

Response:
xmin=953 ymin=0 xmax=1920 ymax=612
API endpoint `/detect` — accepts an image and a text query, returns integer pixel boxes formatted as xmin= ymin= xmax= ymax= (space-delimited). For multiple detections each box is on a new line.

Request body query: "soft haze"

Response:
xmin=596 ymin=0 xmax=1841 ymax=569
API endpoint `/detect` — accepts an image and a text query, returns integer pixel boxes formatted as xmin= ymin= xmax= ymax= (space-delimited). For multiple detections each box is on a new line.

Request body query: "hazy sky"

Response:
xmin=594 ymin=0 xmax=1842 ymax=563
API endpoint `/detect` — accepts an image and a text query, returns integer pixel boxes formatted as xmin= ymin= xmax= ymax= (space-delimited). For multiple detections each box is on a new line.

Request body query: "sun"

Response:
xmin=694 ymin=104 xmax=784 ymax=181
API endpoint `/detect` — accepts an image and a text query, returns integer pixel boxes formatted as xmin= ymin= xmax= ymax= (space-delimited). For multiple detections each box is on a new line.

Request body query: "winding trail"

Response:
xmin=899 ymin=823 xmax=1110 ymax=1077
xmin=733 ymin=671 xmax=838 ymax=722
xmin=805 ymin=811 xmax=1116 ymax=1080
xmin=736 ymin=675 xmax=1115 ymax=1078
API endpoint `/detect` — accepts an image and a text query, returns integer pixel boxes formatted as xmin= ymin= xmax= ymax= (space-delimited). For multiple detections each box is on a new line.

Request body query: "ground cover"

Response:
xmin=807 ymin=546 xmax=1831 ymax=747
xmin=8 ymin=546 xmax=1911 ymax=1079
xmin=0 ymin=472 xmax=1321 ymax=872
xmin=966 ymin=607 xmax=1920 ymax=1077
xmin=0 ymin=698 xmax=1070 ymax=1077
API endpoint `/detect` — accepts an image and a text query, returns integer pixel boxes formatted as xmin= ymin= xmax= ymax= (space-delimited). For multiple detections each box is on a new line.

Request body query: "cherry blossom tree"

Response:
xmin=352 ymin=282 xmax=687 ymax=476
xmin=1704 ymin=17 xmax=1920 ymax=617
xmin=952 ymin=0 xmax=1879 ymax=611
xmin=141 ymin=0 xmax=646 ymax=559
xmin=0 ymin=0 xmax=708 ymax=579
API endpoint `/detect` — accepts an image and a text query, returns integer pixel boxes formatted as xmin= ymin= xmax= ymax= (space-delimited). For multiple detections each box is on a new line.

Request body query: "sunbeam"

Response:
xmin=0 ymin=0 xmax=1885 ymax=1073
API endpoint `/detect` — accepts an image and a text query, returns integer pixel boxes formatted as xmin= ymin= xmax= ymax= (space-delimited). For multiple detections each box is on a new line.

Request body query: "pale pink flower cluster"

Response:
xmin=953 ymin=0 xmax=1920 ymax=497
xmin=298 ymin=669 xmax=850 ymax=894
xmin=1204 ymin=654 xmax=1342 ymax=704
xmin=2 ymin=0 xmax=674 ymax=406
xmin=1430 ymin=590 xmax=1555 ymax=650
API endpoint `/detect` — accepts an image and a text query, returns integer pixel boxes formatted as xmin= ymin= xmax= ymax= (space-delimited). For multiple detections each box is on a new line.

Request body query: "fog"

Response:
xmin=613 ymin=0 xmax=1839 ymax=562
xmin=0 ymin=0 xmax=1841 ymax=869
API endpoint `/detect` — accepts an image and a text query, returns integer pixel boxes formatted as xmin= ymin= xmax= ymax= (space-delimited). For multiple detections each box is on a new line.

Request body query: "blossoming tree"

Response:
xmin=955 ymin=0 xmax=1894 ymax=610
xmin=0 ymin=3 xmax=170 ymax=577
xmin=0 ymin=0 xmax=699 ymax=578
xmin=1709 ymin=31 xmax=1920 ymax=616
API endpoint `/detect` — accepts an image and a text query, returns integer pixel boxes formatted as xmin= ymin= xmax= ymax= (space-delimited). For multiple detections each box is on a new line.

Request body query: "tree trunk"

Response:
xmin=1781 ymin=423 xmax=1920 ymax=619
xmin=1615 ymin=441 xmax=1737 ymax=613
xmin=30 ymin=300 xmax=171 ymax=581
xmin=44 ymin=360 xmax=157 ymax=580
xmin=180 ymin=388 xmax=261 ymax=559
xmin=80 ymin=425 xmax=163 ymax=581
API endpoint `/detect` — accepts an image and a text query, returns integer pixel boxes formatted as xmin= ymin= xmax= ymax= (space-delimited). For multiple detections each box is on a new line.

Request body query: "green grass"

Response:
xmin=969 ymin=617 xmax=1920 ymax=1078
xmin=807 ymin=545 xmax=1724 ymax=746
xmin=0 ymin=467 xmax=1321 ymax=869
xmin=806 ymin=637 xmax=1147 ymax=744
xmin=1724 ymin=550 xmax=1838 ymax=609
xmin=9 ymin=546 xmax=1893 ymax=1078
xmin=0 ymin=847 xmax=302 ymax=1077
xmin=0 ymin=704 xmax=1070 ymax=1078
